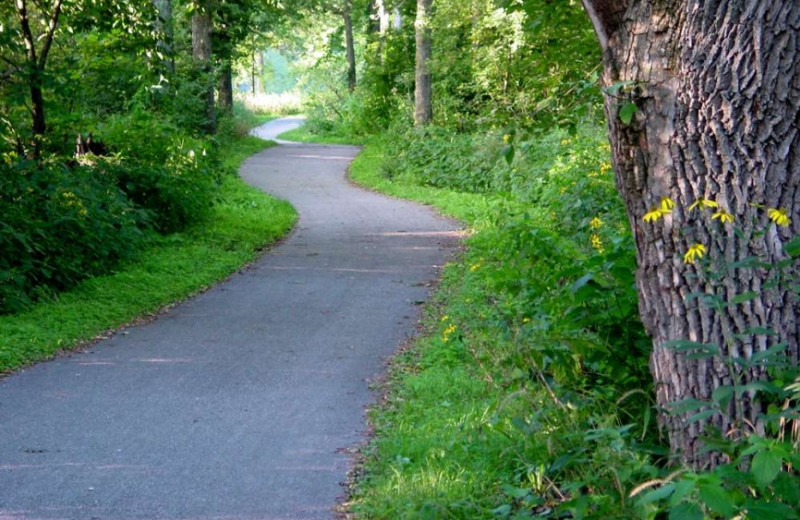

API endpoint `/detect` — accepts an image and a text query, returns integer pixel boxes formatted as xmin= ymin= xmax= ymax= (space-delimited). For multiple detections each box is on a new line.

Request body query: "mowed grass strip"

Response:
xmin=0 ymin=136 xmax=296 ymax=373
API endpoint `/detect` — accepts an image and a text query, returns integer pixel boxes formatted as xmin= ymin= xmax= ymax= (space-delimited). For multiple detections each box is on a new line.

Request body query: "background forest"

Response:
xmin=2 ymin=0 xmax=799 ymax=518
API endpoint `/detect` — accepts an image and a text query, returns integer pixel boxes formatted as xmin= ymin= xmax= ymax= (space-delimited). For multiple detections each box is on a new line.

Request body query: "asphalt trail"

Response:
xmin=0 ymin=119 xmax=461 ymax=520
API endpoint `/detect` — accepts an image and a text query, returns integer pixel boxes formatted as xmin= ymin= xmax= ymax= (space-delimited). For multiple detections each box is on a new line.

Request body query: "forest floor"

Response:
xmin=0 ymin=119 xmax=461 ymax=519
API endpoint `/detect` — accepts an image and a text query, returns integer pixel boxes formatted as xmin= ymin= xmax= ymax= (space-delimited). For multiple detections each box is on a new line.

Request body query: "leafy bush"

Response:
xmin=0 ymin=159 xmax=147 ymax=314
xmin=100 ymin=111 xmax=221 ymax=233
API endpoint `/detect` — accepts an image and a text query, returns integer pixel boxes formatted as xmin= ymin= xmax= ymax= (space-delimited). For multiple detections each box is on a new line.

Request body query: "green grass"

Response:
xmin=0 ymin=136 xmax=296 ymax=373
xmin=277 ymin=124 xmax=364 ymax=145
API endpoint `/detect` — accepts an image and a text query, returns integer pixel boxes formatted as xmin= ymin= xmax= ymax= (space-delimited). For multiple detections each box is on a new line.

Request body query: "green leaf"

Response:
xmin=750 ymin=449 xmax=783 ymax=489
xmin=687 ymin=409 xmax=717 ymax=424
xmin=751 ymin=343 xmax=787 ymax=364
xmin=642 ymin=482 xmax=675 ymax=503
xmin=711 ymin=385 xmax=734 ymax=409
xmin=698 ymin=482 xmax=735 ymax=517
xmin=743 ymin=500 xmax=798 ymax=520
xmin=784 ymin=236 xmax=800 ymax=258
xmin=618 ymin=102 xmax=638 ymax=125
xmin=604 ymin=80 xmax=635 ymax=96
xmin=669 ymin=398 xmax=708 ymax=415
xmin=668 ymin=501 xmax=703 ymax=520
xmin=730 ymin=291 xmax=758 ymax=305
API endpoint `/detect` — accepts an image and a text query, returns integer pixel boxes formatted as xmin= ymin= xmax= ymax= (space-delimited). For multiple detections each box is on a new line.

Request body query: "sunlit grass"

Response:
xmin=237 ymin=91 xmax=304 ymax=116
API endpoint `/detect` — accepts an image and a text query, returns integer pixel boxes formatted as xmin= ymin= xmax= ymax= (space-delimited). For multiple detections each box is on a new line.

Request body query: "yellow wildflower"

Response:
xmin=589 ymin=217 xmax=604 ymax=229
xmin=711 ymin=209 xmax=734 ymax=223
xmin=683 ymin=243 xmax=707 ymax=264
xmin=502 ymin=134 xmax=511 ymax=144
xmin=470 ymin=263 xmax=482 ymax=272
xmin=643 ymin=197 xmax=675 ymax=223
xmin=643 ymin=207 xmax=666 ymax=223
xmin=591 ymin=233 xmax=604 ymax=253
xmin=767 ymin=208 xmax=791 ymax=227
xmin=660 ymin=197 xmax=675 ymax=212
xmin=688 ymin=197 xmax=719 ymax=211
xmin=442 ymin=324 xmax=458 ymax=343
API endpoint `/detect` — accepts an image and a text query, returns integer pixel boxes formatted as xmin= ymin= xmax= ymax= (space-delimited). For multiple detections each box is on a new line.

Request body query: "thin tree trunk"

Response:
xmin=153 ymin=0 xmax=175 ymax=75
xmin=217 ymin=60 xmax=233 ymax=113
xmin=192 ymin=0 xmax=215 ymax=134
xmin=414 ymin=0 xmax=432 ymax=126
xmin=15 ymin=0 xmax=63 ymax=142
xmin=343 ymin=0 xmax=357 ymax=93
xmin=582 ymin=0 xmax=800 ymax=466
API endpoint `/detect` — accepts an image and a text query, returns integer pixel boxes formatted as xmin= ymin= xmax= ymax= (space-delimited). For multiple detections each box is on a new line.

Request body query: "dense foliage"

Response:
xmin=0 ymin=0 xmax=291 ymax=314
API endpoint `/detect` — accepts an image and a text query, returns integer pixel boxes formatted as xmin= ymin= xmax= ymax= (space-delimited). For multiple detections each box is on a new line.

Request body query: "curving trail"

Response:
xmin=0 ymin=119 xmax=461 ymax=520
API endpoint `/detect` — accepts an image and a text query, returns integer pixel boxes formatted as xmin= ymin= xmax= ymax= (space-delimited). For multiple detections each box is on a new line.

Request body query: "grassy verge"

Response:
xmin=277 ymin=124 xmax=364 ymax=145
xmin=0 ymin=135 xmax=296 ymax=373
xmin=345 ymin=133 xmax=655 ymax=519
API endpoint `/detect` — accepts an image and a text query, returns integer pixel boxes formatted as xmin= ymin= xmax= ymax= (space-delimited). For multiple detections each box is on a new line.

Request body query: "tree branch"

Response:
xmin=38 ymin=0 xmax=63 ymax=70
xmin=15 ymin=0 xmax=38 ymax=65
xmin=581 ymin=0 xmax=628 ymax=52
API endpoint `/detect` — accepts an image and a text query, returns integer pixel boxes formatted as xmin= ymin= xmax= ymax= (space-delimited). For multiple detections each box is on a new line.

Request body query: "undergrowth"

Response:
xmin=346 ymin=125 xmax=664 ymax=518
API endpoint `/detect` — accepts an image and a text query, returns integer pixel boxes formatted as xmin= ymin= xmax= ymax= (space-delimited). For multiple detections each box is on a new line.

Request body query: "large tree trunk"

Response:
xmin=192 ymin=0 xmax=215 ymax=134
xmin=343 ymin=0 xmax=357 ymax=93
xmin=582 ymin=0 xmax=800 ymax=466
xmin=414 ymin=0 xmax=432 ymax=126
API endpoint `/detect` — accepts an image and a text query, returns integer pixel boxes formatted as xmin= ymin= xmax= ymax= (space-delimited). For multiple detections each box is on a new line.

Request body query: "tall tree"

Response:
xmin=413 ymin=0 xmax=431 ymax=126
xmin=12 ymin=0 xmax=63 ymax=143
xmin=192 ymin=0 xmax=215 ymax=133
xmin=581 ymin=0 xmax=800 ymax=466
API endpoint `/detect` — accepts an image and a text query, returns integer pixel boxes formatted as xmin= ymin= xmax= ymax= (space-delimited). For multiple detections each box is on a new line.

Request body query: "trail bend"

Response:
xmin=0 ymin=118 xmax=461 ymax=520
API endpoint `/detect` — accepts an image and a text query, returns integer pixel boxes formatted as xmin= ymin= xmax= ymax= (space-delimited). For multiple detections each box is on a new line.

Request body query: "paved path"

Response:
xmin=0 ymin=119 xmax=461 ymax=520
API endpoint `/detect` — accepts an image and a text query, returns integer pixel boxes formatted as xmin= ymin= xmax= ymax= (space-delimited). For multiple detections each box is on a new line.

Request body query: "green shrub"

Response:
xmin=100 ymin=112 xmax=220 ymax=233
xmin=0 ymin=159 xmax=147 ymax=314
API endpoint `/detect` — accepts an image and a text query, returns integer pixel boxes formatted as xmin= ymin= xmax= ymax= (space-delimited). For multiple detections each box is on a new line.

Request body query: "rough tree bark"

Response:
xmin=192 ymin=0 xmax=216 ymax=134
xmin=414 ymin=0 xmax=432 ymax=126
xmin=581 ymin=0 xmax=800 ymax=466
xmin=14 ymin=0 xmax=63 ymax=143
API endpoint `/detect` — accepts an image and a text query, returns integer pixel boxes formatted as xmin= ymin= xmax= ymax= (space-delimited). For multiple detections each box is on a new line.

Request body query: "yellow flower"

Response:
xmin=767 ymin=208 xmax=791 ymax=227
xmin=442 ymin=324 xmax=458 ymax=343
xmin=440 ymin=315 xmax=449 ymax=322
xmin=643 ymin=197 xmax=675 ymax=223
xmin=711 ymin=209 xmax=734 ymax=223
xmin=589 ymin=217 xmax=604 ymax=229
xmin=591 ymin=233 xmax=605 ymax=253
xmin=688 ymin=197 xmax=719 ymax=211
xmin=470 ymin=263 xmax=482 ymax=272
xmin=643 ymin=207 xmax=666 ymax=222
xmin=683 ymin=243 xmax=707 ymax=264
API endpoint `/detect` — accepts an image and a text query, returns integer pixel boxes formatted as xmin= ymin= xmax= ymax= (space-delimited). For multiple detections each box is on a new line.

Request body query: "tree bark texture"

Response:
xmin=343 ymin=0 xmax=357 ymax=92
xmin=414 ymin=0 xmax=432 ymax=126
xmin=192 ymin=0 xmax=215 ymax=134
xmin=582 ymin=0 xmax=800 ymax=466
